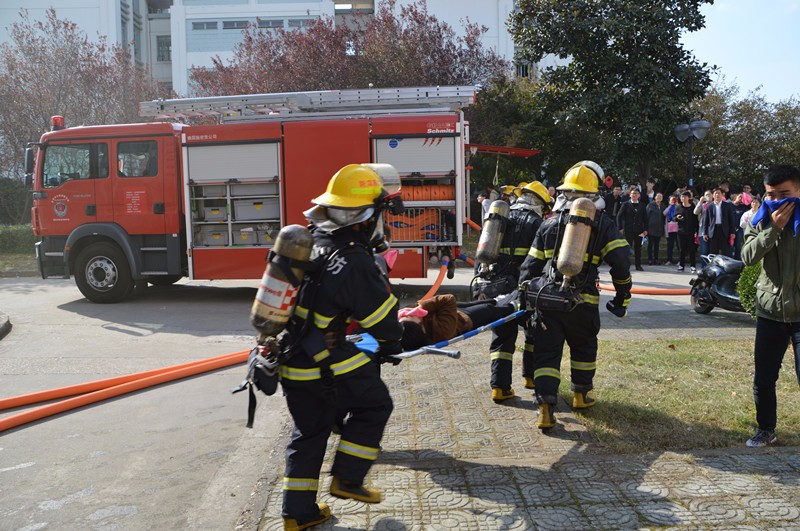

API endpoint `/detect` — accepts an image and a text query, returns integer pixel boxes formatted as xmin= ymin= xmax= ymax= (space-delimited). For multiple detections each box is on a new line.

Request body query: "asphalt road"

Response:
xmin=0 ymin=277 xmax=289 ymax=530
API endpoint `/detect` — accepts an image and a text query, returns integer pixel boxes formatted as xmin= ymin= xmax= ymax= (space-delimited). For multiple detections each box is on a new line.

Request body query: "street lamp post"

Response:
xmin=674 ymin=119 xmax=711 ymax=187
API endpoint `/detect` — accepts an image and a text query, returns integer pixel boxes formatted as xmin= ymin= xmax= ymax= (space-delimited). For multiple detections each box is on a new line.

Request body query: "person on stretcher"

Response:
xmin=399 ymin=292 xmax=518 ymax=351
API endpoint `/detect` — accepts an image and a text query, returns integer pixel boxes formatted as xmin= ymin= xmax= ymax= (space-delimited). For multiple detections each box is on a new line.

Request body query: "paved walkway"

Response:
xmin=251 ymin=263 xmax=800 ymax=530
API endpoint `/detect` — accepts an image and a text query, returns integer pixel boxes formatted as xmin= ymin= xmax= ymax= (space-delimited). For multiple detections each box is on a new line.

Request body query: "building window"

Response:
xmin=134 ymin=28 xmax=142 ymax=61
xmin=192 ymin=21 xmax=218 ymax=30
xmin=288 ymin=19 xmax=312 ymax=29
xmin=515 ymin=62 xmax=530 ymax=79
xmin=258 ymin=19 xmax=284 ymax=31
xmin=157 ymin=35 xmax=171 ymax=62
xmin=223 ymin=20 xmax=249 ymax=30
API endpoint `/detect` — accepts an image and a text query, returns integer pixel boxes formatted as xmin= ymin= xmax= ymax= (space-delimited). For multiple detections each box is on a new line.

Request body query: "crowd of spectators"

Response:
xmin=602 ymin=179 xmax=759 ymax=272
xmin=476 ymin=178 xmax=760 ymax=274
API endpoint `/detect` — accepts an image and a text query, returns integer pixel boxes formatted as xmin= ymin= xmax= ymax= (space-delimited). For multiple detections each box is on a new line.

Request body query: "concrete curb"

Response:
xmin=0 ymin=311 xmax=11 ymax=340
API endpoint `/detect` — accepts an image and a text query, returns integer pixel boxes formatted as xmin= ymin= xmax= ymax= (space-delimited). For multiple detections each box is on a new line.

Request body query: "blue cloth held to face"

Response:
xmin=751 ymin=197 xmax=800 ymax=236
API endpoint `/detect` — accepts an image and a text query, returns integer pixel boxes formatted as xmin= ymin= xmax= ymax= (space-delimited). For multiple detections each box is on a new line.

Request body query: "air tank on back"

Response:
xmin=475 ymin=200 xmax=510 ymax=265
xmin=250 ymin=224 xmax=314 ymax=338
xmin=556 ymin=197 xmax=597 ymax=286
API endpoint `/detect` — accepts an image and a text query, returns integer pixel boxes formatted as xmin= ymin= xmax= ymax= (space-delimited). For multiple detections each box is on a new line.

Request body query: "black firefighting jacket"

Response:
xmin=496 ymin=206 xmax=544 ymax=282
xmin=519 ymin=208 xmax=632 ymax=307
xmin=280 ymin=226 xmax=402 ymax=381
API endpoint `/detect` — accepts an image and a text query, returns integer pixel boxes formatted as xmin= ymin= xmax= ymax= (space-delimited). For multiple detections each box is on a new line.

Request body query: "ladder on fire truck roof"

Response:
xmin=139 ymin=85 xmax=476 ymax=123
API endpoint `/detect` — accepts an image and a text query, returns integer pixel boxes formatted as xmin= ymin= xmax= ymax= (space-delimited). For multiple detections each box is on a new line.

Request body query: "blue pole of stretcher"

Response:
xmin=348 ymin=332 xmax=462 ymax=360
xmin=348 ymin=309 xmax=528 ymax=361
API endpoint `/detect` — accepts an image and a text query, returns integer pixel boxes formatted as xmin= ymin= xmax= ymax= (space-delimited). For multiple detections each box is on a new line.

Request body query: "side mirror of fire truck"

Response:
xmin=24 ymin=146 xmax=34 ymax=189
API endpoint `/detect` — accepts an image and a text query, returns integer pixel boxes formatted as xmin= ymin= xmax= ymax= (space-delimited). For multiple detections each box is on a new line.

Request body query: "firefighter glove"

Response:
xmin=518 ymin=280 xmax=529 ymax=309
xmin=377 ymin=340 xmax=403 ymax=365
xmin=606 ymin=300 xmax=626 ymax=318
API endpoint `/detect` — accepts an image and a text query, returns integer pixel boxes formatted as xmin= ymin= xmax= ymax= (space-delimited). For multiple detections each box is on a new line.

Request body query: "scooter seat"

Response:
xmin=713 ymin=255 xmax=744 ymax=274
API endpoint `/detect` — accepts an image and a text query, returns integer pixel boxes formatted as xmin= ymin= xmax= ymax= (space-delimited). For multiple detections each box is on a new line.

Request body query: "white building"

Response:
xmin=0 ymin=0 xmax=546 ymax=96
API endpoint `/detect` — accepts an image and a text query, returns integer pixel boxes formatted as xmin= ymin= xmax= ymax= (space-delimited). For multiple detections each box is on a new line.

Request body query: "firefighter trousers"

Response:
xmin=281 ymin=362 xmax=393 ymax=520
xmin=489 ymin=313 xmax=533 ymax=390
xmin=527 ymin=303 xmax=601 ymax=405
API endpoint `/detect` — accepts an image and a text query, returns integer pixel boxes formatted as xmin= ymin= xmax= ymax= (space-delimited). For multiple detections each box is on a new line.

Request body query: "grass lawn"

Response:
xmin=0 ymin=252 xmax=37 ymax=276
xmin=568 ymin=337 xmax=800 ymax=453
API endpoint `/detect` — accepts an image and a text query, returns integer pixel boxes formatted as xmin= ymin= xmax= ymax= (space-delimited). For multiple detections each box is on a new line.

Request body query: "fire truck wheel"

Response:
xmin=147 ymin=275 xmax=182 ymax=287
xmin=74 ymin=242 xmax=134 ymax=303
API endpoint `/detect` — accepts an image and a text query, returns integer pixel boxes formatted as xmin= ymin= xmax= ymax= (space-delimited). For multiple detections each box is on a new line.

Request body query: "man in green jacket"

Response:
xmin=741 ymin=164 xmax=800 ymax=448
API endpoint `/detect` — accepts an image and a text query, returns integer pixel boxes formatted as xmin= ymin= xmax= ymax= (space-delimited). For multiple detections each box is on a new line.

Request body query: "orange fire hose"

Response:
xmin=0 ymin=349 xmax=250 ymax=411
xmin=598 ymin=283 xmax=690 ymax=295
xmin=421 ymin=256 xmax=449 ymax=300
xmin=467 ymin=218 xmax=482 ymax=231
xmin=0 ymin=350 xmax=250 ymax=433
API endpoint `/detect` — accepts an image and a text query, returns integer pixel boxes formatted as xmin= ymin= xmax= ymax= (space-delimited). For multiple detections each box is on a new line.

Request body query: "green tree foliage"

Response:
xmin=0 ymin=8 xmax=163 ymax=181
xmin=737 ymin=262 xmax=760 ymax=319
xmin=190 ymin=0 xmax=508 ymax=95
xmin=465 ymin=76 xmax=613 ymax=191
xmin=687 ymin=83 xmax=800 ymax=191
xmin=509 ymin=0 xmax=714 ymax=187
xmin=0 ymin=178 xmax=30 ymax=225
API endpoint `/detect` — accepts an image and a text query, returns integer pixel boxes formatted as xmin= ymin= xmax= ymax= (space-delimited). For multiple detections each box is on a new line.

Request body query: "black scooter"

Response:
xmin=689 ymin=254 xmax=746 ymax=314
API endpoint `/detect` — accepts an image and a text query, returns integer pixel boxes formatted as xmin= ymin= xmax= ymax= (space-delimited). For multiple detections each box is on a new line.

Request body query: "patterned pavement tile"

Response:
xmin=647 ymin=457 xmax=699 ymax=479
xmin=468 ymin=485 xmax=524 ymax=509
xmin=529 ymin=505 xmax=592 ymax=530
xmin=451 ymin=418 xmax=492 ymax=434
xmin=667 ymin=475 xmax=726 ymax=498
xmin=463 ymin=464 xmax=515 ymax=486
xmin=567 ymin=479 xmax=626 ymax=504
xmin=741 ymin=494 xmax=800 ymax=521
xmin=518 ymin=480 xmax=573 ymax=506
xmin=511 ymin=463 xmax=552 ymax=483
xmin=686 ymin=496 xmax=748 ymax=525
xmin=416 ymin=468 xmax=467 ymax=489
xmin=419 ymin=485 xmax=472 ymax=512
xmin=371 ymin=467 xmax=417 ymax=490
xmin=704 ymin=470 xmax=765 ymax=495
xmin=558 ymin=461 xmax=612 ymax=480
xmin=370 ymin=514 xmax=424 ymax=530
xmin=618 ymin=478 xmax=671 ymax=501
xmin=582 ymin=502 xmax=641 ymax=530
xmin=636 ymin=500 xmax=699 ymax=526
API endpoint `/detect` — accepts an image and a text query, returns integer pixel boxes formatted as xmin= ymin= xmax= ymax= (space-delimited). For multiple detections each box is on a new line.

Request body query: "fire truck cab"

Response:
xmin=27 ymin=86 xmax=474 ymax=303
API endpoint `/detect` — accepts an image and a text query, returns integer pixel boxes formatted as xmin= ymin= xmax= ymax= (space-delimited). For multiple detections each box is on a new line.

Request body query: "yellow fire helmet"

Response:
xmin=513 ymin=181 xmax=529 ymax=197
xmin=500 ymin=184 xmax=517 ymax=197
xmin=520 ymin=180 xmax=554 ymax=206
xmin=312 ymin=164 xmax=385 ymax=209
xmin=557 ymin=160 xmax=604 ymax=194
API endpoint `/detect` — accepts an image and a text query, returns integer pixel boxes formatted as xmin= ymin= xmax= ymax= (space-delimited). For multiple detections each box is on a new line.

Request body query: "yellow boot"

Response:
xmin=330 ymin=476 xmax=382 ymax=503
xmin=491 ymin=387 xmax=515 ymax=403
xmin=283 ymin=502 xmax=331 ymax=531
xmin=523 ymin=377 xmax=535 ymax=390
xmin=572 ymin=390 xmax=596 ymax=409
xmin=537 ymin=402 xmax=556 ymax=430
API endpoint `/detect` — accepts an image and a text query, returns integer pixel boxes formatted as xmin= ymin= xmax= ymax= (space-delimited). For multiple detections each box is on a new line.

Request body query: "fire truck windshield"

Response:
xmin=42 ymin=143 xmax=109 ymax=188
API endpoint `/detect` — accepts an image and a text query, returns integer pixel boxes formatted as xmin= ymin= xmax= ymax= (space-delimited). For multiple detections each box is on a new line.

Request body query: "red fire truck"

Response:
xmin=26 ymin=86 xmax=475 ymax=303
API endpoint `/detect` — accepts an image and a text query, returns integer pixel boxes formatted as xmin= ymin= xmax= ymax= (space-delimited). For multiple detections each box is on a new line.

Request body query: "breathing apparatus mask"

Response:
xmin=364 ymin=164 xmax=404 ymax=253
xmin=303 ymin=163 xmax=404 ymax=254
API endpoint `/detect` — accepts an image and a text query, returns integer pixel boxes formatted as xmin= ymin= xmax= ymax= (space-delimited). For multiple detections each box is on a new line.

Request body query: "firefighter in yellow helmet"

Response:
xmin=280 ymin=164 xmax=404 ymax=530
xmin=519 ymin=161 xmax=631 ymax=430
xmin=478 ymin=180 xmax=553 ymax=402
